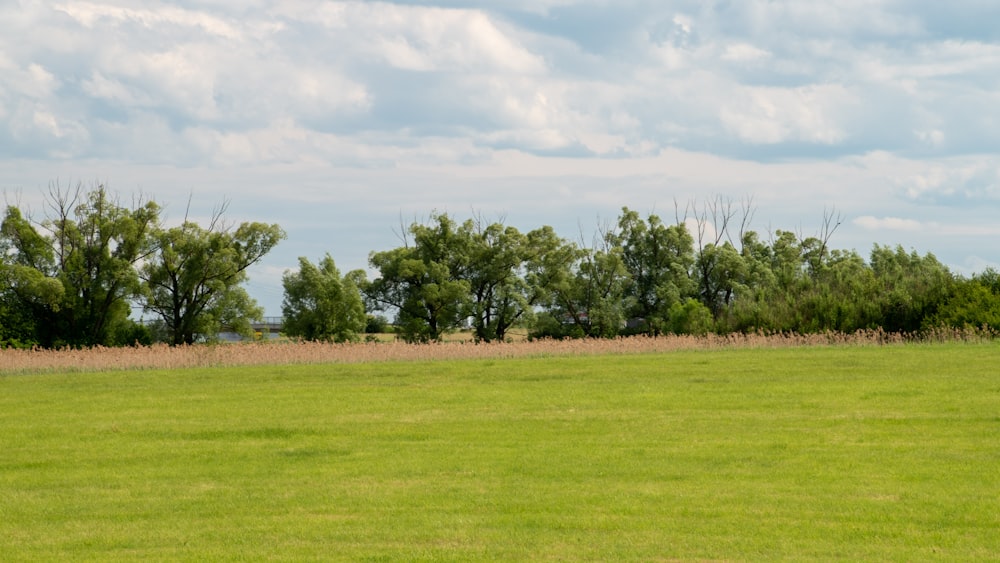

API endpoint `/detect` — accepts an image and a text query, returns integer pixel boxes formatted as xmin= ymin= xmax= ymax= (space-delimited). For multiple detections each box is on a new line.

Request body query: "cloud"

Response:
xmin=854 ymin=216 xmax=923 ymax=232
xmin=721 ymin=43 xmax=771 ymax=63
xmin=5 ymin=0 xmax=1000 ymax=165
xmin=56 ymin=2 xmax=245 ymax=39
xmin=273 ymin=2 xmax=546 ymax=74
xmin=895 ymin=160 xmax=1000 ymax=204
xmin=719 ymin=84 xmax=856 ymax=145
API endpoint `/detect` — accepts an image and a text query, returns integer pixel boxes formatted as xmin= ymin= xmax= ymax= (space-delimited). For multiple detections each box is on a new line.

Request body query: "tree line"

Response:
xmin=283 ymin=200 xmax=1000 ymax=343
xmin=5 ymin=185 xmax=999 ymax=348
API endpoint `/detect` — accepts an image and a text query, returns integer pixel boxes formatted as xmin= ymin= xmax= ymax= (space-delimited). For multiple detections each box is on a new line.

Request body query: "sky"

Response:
xmin=2 ymin=0 xmax=1000 ymax=316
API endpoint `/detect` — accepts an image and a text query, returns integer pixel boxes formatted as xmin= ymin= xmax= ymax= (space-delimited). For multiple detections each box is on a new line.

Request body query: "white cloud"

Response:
xmin=896 ymin=160 xmax=1000 ymax=203
xmin=721 ymin=43 xmax=771 ymax=63
xmin=56 ymin=2 xmax=243 ymax=39
xmin=719 ymin=84 xmax=856 ymax=145
xmin=279 ymin=2 xmax=545 ymax=74
xmin=854 ymin=216 xmax=923 ymax=232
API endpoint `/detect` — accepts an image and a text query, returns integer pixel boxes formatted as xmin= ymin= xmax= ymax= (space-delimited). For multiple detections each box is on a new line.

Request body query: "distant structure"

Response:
xmin=251 ymin=317 xmax=284 ymax=336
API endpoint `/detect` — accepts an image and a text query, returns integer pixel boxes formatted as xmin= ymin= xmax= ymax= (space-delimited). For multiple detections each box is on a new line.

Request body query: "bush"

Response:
xmin=528 ymin=312 xmax=586 ymax=340
xmin=668 ymin=299 xmax=714 ymax=336
xmin=112 ymin=320 xmax=154 ymax=347
xmin=365 ymin=315 xmax=390 ymax=334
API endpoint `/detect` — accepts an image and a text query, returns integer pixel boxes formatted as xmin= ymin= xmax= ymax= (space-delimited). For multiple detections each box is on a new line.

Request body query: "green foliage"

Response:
xmin=281 ymin=254 xmax=366 ymax=342
xmin=365 ymin=314 xmax=390 ymax=334
xmin=358 ymin=207 xmax=973 ymax=340
xmin=365 ymin=214 xmax=473 ymax=342
xmin=1 ymin=184 xmax=159 ymax=347
xmin=111 ymin=319 xmax=154 ymax=347
xmin=529 ymin=224 xmax=632 ymax=338
xmin=366 ymin=251 xmax=469 ymax=343
xmin=0 ymin=285 xmax=41 ymax=348
xmin=927 ymin=269 xmax=1000 ymax=331
xmin=695 ymin=241 xmax=747 ymax=318
xmin=615 ymin=207 xmax=696 ymax=334
xmin=576 ymin=243 xmax=631 ymax=337
xmin=523 ymin=226 xmax=581 ymax=336
xmin=142 ymin=214 xmax=285 ymax=345
xmin=4 ymin=186 xmax=991 ymax=346
xmin=668 ymin=298 xmax=714 ymax=335
xmin=870 ymin=245 xmax=953 ymax=333
xmin=0 ymin=257 xmax=65 ymax=347
xmin=465 ymin=220 xmax=535 ymax=342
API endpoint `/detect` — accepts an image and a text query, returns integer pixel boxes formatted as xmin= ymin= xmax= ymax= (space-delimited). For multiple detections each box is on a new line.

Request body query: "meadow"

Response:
xmin=1 ymin=341 xmax=999 ymax=560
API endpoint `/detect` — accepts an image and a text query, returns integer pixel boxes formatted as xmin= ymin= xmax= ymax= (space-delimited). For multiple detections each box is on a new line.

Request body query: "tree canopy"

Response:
xmin=141 ymin=204 xmax=285 ymax=345
xmin=2 ymin=184 xmax=158 ymax=347
xmin=282 ymin=254 xmax=365 ymax=343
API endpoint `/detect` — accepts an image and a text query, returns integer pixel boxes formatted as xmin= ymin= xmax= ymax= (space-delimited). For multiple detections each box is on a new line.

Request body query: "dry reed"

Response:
xmin=1 ymin=327 xmax=995 ymax=376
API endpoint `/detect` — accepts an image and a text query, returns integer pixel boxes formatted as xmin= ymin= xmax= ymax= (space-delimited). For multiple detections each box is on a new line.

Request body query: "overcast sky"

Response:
xmin=3 ymin=1 xmax=1000 ymax=316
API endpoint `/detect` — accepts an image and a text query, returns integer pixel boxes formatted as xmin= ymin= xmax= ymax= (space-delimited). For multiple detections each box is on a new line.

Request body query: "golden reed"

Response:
xmin=1 ymin=327 xmax=994 ymax=375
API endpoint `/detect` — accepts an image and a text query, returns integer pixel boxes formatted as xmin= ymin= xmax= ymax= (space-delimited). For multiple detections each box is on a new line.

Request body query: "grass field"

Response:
xmin=2 ymin=343 xmax=999 ymax=560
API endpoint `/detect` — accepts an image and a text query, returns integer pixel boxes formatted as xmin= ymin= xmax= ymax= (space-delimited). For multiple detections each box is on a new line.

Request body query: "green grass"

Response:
xmin=2 ymin=344 xmax=999 ymax=561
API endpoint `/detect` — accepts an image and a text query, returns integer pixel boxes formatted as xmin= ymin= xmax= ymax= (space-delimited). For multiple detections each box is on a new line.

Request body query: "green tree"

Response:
xmin=282 ymin=254 xmax=366 ymax=342
xmin=522 ymin=226 xmax=583 ymax=339
xmin=800 ymin=249 xmax=881 ymax=333
xmin=141 ymin=209 xmax=285 ymax=345
xmin=926 ymin=269 xmax=1000 ymax=331
xmin=728 ymin=230 xmax=780 ymax=332
xmin=365 ymin=213 xmax=471 ymax=342
xmin=614 ymin=207 xmax=695 ymax=334
xmin=1 ymin=207 xmax=63 ymax=346
xmin=2 ymin=183 xmax=159 ymax=347
xmin=529 ymin=223 xmax=630 ymax=338
xmin=870 ymin=245 xmax=953 ymax=333
xmin=465 ymin=219 xmax=542 ymax=342
xmin=695 ymin=241 xmax=746 ymax=320
xmin=576 ymin=243 xmax=631 ymax=337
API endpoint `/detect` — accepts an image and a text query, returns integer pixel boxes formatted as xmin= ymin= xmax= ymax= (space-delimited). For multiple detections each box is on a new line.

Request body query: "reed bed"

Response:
xmin=2 ymin=326 xmax=994 ymax=375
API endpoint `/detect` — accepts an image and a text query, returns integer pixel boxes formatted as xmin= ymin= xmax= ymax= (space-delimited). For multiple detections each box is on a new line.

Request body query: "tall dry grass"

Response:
xmin=1 ymin=327 xmax=995 ymax=375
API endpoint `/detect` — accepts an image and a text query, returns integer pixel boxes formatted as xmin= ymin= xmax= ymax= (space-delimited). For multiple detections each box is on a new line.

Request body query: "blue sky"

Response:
xmin=3 ymin=1 xmax=1000 ymax=316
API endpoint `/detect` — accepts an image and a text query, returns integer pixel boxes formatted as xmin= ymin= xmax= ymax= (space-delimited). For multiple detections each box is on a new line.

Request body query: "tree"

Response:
xmin=870 ymin=245 xmax=953 ymax=333
xmin=668 ymin=298 xmax=714 ymax=335
xmin=615 ymin=207 xmax=695 ymax=334
xmin=282 ymin=254 xmax=366 ymax=342
xmin=1 ymin=206 xmax=62 ymax=347
xmin=925 ymin=269 xmax=1000 ymax=332
xmin=728 ymin=230 xmax=779 ymax=332
xmin=681 ymin=196 xmax=753 ymax=324
xmin=365 ymin=213 xmax=471 ymax=342
xmin=528 ymin=221 xmax=630 ymax=338
xmin=575 ymin=241 xmax=631 ymax=337
xmin=0 ymin=259 xmax=65 ymax=347
xmin=802 ymin=249 xmax=881 ymax=333
xmin=523 ymin=226 xmax=583 ymax=339
xmin=2 ymin=183 xmax=159 ymax=347
xmin=465 ymin=218 xmax=536 ymax=342
xmin=141 ymin=204 xmax=285 ymax=345
xmin=695 ymin=241 xmax=746 ymax=319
